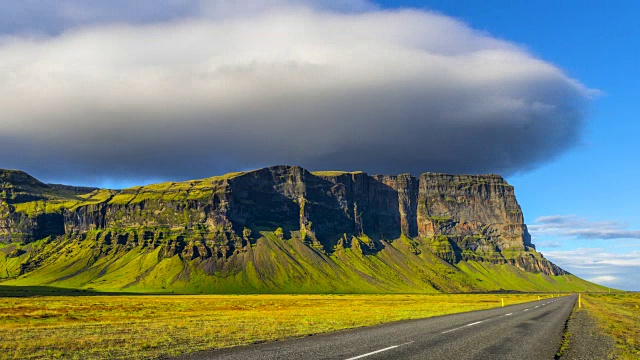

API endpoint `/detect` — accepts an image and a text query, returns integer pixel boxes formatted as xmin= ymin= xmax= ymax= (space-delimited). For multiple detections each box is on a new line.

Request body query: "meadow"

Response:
xmin=583 ymin=293 xmax=640 ymax=359
xmin=0 ymin=292 xmax=548 ymax=359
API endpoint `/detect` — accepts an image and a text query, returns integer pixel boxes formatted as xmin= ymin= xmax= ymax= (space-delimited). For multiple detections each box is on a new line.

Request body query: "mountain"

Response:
xmin=0 ymin=166 xmax=604 ymax=293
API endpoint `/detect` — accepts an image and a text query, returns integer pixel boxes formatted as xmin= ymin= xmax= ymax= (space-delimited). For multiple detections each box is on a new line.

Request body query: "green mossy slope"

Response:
xmin=0 ymin=232 xmax=605 ymax=294
xmin=1 ymin=166 xmax=608 ymax=294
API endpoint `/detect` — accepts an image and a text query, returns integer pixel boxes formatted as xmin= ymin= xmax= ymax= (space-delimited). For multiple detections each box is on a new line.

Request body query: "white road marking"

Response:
xmin=345 ymin=342 xmax=414 ymax=360
xmin=441 ymin=320 xmax=485 ymax=334
xmin=441 ymin=296 xmax=557 ymax=336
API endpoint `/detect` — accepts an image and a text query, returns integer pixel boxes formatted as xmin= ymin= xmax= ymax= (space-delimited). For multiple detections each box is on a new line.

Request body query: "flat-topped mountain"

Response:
xmin=0 ymin=166 xmax=603 ymax=293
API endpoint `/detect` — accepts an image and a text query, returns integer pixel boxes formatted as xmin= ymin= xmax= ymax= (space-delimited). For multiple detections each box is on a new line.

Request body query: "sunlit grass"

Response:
xmin=0 ymin=293 xmax=548 ymax=359
xmin=583 ymin=293 xmax=640 ymax=359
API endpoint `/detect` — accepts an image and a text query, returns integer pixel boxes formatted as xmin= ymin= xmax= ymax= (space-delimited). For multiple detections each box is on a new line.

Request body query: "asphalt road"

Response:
xmin=178 ymin=295 xmax=576 ymax=360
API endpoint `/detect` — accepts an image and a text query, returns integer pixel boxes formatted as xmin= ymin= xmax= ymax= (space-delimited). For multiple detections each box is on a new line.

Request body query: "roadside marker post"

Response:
xmin=501 ymin=298 xmax=504 ymax=307
xmin=579 ymin=293 xmax=582 ymax=308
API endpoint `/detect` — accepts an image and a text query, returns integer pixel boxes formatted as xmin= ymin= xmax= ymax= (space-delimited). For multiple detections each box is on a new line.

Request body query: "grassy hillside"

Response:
xmin=0 ymin=231 xmax=605 ymax=294
xmin=1 ymin=166 xmax=608 ymax=294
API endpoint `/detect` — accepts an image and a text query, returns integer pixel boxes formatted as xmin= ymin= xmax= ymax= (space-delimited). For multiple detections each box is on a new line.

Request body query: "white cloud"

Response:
xmin=530 ymin=215 xmax=640 ymax=240
xmin=588 ymin=275 xmax=617 ymax=284
xmin=542 ymin=247 xmax=640 ymax=290
xmin=536 ymin=241 xmax=562 ymax=248
xmin=0 ymin=1 xmax=377 ymax=36
xmin=0 ymin=2 xmax=593 ymax=185
xmin=544 ymin=248 xmax=640 ymax=267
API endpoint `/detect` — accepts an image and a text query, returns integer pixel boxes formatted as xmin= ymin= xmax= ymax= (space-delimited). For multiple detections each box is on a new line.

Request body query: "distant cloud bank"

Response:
xmin=0 ymin=1 xmax=594 ymax=185
xmin=530 ymin=215 xmax=640 ymax=290
xmin=542 ymin=247 xmax=640 ymax=290
xmin=530 ymin=215 xmax=640 ymax=240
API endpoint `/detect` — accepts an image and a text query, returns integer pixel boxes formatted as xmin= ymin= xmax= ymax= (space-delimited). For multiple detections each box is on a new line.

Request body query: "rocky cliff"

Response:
xmin=0 ymin=166 xmax=590 ymax=293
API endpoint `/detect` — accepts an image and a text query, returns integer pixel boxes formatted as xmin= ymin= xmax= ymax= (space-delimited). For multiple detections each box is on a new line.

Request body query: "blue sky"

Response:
xmin=391 ymin=0 xmax=640 ymax=290
xmin=0 ymin=1 xmax=637 ymax=289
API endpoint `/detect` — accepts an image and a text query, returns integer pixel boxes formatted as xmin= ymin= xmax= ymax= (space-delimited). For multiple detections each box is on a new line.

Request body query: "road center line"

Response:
xmin=441 ymin=320 xmax=485 ymax=334
xmin=524 ymin=309 xmax=530 ymax=311
xmin=504 ymin=313 xmax=513 ymax=316
xmin=345 ymin=342 xmax=414 ymax=360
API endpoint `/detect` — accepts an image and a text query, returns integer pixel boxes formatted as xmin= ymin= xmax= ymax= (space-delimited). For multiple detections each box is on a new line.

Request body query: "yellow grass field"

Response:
xmin=583 ymin=293 xmax=640 ymax=359
xmin=0 ymin=293 xmax=550 ymax=359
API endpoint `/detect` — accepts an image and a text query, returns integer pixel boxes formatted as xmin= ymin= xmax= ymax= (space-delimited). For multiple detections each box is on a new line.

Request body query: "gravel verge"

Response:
xmin=560 ymin=308 xmax=616 ymax=359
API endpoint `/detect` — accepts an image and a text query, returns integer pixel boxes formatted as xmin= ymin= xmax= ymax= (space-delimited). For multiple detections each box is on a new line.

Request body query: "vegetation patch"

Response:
xmin=582 ymin=293 xmax=640 ymax=359
xmin=556 ymin=310 xmax=573 ymax=358
xmin=311 ymin=171 xmax=363 ymax=177
xmin=0 ymin=293 xmax=547 ymax=359
xmin=428 ymin=215 xmax=451 ymax=222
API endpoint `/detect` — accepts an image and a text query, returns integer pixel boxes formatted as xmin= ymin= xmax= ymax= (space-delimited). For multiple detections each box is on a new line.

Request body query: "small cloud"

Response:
xmin=588 ymin=275 xmax=617 ymax=284
xmin=535 ymin=215 xmax=571 ymax=224
xmin=536 ymin=241 xmax=562 ymax=248
xmin=530 ymin=215 xmax=640 ymax=240
xmin=543 ymin=248 xmax=640 ymax=267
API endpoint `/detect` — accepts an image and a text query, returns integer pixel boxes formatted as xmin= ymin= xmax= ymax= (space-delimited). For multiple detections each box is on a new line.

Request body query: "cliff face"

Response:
xmin=0 ymin=170 xmax=67 ymax=243
xmin=0 ymin=166 xmax=565 ymax=281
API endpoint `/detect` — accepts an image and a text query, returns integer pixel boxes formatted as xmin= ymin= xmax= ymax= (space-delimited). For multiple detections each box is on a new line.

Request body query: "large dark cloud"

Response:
xmin=0 ymin=2 xmax=593 ymax=187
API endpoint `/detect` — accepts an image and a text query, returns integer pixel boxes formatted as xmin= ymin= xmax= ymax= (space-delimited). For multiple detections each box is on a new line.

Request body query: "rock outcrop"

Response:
xmin=0 ymin=166 xmax=565 ymax=279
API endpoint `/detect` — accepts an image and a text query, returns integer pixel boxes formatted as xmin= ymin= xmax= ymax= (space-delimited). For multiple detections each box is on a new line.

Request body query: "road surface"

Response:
xmin=178 ymin=295 xmax=576 ymax=360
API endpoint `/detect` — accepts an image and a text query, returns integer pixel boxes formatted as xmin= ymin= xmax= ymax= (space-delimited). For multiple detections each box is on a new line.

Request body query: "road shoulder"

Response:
xmin=560 ymin=308 xmax=615 ymax=359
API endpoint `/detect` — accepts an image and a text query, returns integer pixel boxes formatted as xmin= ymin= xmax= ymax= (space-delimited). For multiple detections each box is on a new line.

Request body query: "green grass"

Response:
xmin=428 ymin=215 xmax=452 ymax=222
xmin=311 ymin=171 xmax=364 ymax=177
xmin=556 ymin=310 xmax=572 ymax=358
xmin=0 ymin=232 xmax=606 ymax=294
xmin=582 ymin=293 xmax=640 ymax=359
xmin=8 ymin=171 xmax=247 ymax=215
xmin=1 ymin=167 xmax=606 ymax=295
xmin=3 ymin=169 xmax=600 ymax=292
xmin=457 ymin=261 xmax=607 ymax=292
xmin=0 ymin=293 xmax=552 ymax=359
xmin=12 ymin=190 xmax=114 ymax=213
